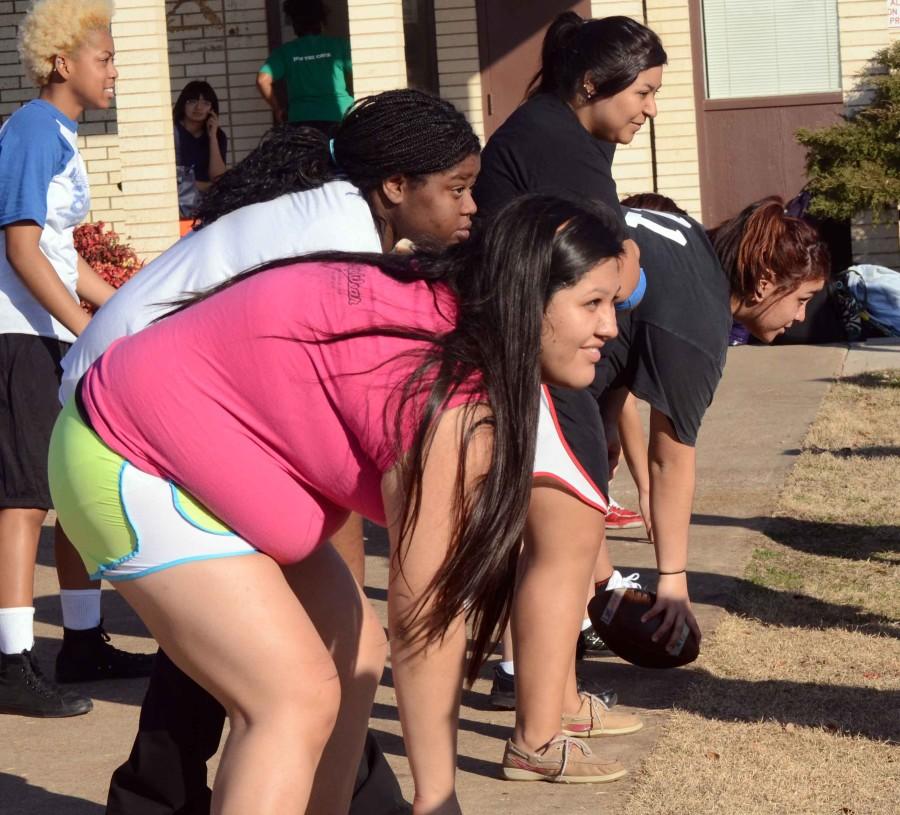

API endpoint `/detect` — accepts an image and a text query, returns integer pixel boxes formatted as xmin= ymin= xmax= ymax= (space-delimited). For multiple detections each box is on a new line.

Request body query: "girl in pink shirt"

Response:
xmin=49 ymin=195 xmax=627 ymax=814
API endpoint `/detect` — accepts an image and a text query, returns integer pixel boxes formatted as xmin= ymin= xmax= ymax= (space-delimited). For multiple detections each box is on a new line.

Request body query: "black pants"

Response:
xmin=107 ymin=649 xmax=410 ymax=815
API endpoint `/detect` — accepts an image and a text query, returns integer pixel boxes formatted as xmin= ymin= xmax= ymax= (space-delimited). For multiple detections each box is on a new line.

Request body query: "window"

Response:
xmin=403 ymin=0 xmax=439 ymax=94
xmin=702 ymin=0 xmax=841 ymax=99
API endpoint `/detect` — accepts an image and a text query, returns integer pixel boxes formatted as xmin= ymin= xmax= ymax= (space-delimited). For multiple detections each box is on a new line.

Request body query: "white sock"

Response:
xmin=581 ymin=617 xmax=593 ymax=631
xmin=60 ymin=589 xmax=102 ymax=630
xmin=499 ymin=660 xmax=515 ymax=675
xmin=0 ymin=607 xmax=35 ymax=654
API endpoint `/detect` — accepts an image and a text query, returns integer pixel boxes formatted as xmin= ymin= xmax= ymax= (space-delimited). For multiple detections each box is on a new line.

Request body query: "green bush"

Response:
xmin=797 ymin=42 xmax=900 ymax=222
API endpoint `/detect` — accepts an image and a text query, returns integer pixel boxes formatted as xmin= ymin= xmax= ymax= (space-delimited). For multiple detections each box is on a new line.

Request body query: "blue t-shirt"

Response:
xmin=0 ymin=100 xmax=89 ymax=342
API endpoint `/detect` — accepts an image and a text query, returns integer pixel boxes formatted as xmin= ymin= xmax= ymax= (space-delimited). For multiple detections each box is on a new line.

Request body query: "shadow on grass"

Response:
xmin=574 ymin=659 xmax=900 ymax=743
xmin=0 ymin=773 xmax=103 ymax=815
xmin=840 ymin=371 xmax=900 ymax=389
xmin=647 ymin=567 xmax=900 ymax=640
xmin=681 ymin=673 xmax=900 ymax=743
xmin=803 ymin=444 xmax=900 ymax=458
xmin=689 ymin=513 xmax=900 ymax=564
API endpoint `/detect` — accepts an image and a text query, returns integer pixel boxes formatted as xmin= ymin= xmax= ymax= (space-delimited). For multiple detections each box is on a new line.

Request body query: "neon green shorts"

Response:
xmin=48 ymin=399 xmax=257 ymax=581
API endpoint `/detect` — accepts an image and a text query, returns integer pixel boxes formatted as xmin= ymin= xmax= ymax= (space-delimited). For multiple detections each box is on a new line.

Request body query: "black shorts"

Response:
xmin=545 ymin=384 xmax=609 ymax=501
xmin=0 ymin=333 xmax=70 ymax=510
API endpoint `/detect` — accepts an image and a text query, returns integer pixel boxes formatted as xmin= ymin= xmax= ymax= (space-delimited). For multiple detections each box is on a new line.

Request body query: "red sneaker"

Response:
xmin=605 ymin=503 xmax=643 ymax=529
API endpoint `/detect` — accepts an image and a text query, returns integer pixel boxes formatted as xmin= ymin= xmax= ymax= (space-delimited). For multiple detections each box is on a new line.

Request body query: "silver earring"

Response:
xmin=583 ymin=84 xmax=594 ymax=100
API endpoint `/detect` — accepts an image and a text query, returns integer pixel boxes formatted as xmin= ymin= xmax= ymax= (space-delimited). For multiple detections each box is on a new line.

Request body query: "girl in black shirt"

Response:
xmin=476 ymin=13 xmax=672 ymax=783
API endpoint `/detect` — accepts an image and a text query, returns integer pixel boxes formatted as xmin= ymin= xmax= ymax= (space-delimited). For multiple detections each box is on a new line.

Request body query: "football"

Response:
xmin=586 ymin=587 xmax=700 ymax=669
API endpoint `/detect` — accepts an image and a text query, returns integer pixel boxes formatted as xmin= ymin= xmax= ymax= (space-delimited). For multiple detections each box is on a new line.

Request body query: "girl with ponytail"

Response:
xmin=588 ymin=194 xmax=829 ymax=660
xmin=710 ymin=196 xmax=831 ymax=339
xmin=475 ymin=12 xmax=666 ymax=219
xmin=472 ymin=10 xmax=669 ymax=783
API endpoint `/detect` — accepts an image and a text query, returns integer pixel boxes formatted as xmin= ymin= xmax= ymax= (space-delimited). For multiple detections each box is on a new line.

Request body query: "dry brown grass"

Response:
xmin=623 ymin=371 xmax=900 ymax=815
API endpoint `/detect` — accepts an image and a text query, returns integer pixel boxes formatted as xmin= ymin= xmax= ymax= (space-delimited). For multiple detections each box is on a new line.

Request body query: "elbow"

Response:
xmin=5 ymin=241 xmax=28 ymax=273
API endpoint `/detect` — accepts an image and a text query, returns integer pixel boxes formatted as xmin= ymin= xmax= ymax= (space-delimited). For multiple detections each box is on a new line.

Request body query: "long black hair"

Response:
xmin=173 ymin=80 xmax=220 ymax=124
xmin=193 ymin=89 xmax=480 ymax=228
xmin=167 ymin=195 xmax=625 ymax=681
xmin=529 ymin=12 xmax=667 ymax=102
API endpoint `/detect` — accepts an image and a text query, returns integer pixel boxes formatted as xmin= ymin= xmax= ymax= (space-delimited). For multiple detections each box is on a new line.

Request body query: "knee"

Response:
xmin=300 ymin=671 xmax=342 ymax=741
xmin=357 ymin=621 xmax=388 ymax=679
xmin=229 ymin=669 xmax=342 ymax=751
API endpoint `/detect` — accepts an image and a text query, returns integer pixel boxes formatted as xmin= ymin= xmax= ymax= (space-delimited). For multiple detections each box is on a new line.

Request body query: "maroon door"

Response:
xmin=476 ymin=1 xmax=592 ymax=139
xmin=687 ymin=0 xmax=845 ymax=225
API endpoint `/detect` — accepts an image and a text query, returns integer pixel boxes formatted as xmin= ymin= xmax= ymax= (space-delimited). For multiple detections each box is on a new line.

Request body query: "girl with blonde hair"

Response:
xmin=0 ymin=0 xmax=150 ymax=720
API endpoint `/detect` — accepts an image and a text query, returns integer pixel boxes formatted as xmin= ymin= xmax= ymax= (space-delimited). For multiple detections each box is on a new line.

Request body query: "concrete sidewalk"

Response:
xmin=1 ymin=340 xmax=896 ymax=814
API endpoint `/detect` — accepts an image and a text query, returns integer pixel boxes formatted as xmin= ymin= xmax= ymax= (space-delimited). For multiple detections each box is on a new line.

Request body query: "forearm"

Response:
xmin=6 ymin=227 xmax=89 ymax=335
xmin=389 ymin=609 xmax=465 ymax=806
xmin=618 ymin=393 xmax=650 ymax=495
xmin=207 ymin=136 xmax=226 ymax=181
xmin=75 ymin=253 xmax=115 ymax=309
xmin=256 ymin=73 xmax=282 ymax=118
xmin=599 ymin=385 xmax=630 ymax=475
xmin=647 ymin=411 xmax=695 ymax=573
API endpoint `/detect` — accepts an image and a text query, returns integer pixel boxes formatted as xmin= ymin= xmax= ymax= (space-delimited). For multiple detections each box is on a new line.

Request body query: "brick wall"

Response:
xmin=347 ymin=0 xmax=406 ymax=95
xmin=166 ymin=0 xmax=273 ymax=163
xmin=115 ymin=0 xmax=179 ymax=258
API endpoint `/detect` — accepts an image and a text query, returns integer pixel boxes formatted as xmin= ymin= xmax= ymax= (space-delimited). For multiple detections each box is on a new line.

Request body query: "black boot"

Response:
xmin=56 ymin=620 xmax=155 ymax=683
xmin=576 ymin=624 xmax=611 ymax=660
xmin=0 ymin=648 xmax=93 ymax=717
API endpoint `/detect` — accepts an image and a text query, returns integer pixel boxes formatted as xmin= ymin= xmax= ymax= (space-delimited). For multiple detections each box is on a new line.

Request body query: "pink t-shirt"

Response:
xmin=82 ymin=261 xmax=476 ymax=564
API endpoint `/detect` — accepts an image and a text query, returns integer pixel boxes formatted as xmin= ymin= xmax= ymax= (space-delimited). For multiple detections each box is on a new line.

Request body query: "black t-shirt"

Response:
xmin=174 ymin=121 xmax=228 ymax=182
xmin=473 ymin=93 xmax=622 ymax=224
xmin=593 ymin=208 xmax=732 ymax=446
xmin=474 ymin=93 xmax=626 ymax=497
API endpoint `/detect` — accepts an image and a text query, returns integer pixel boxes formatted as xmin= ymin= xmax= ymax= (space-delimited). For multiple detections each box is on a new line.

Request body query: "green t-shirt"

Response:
xmin=260 ymin=35 xmax=353 ymax=123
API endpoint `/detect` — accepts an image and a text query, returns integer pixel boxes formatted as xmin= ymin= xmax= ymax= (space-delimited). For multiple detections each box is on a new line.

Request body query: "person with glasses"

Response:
xmin=172 ymin=80 xmax=227 ymax=195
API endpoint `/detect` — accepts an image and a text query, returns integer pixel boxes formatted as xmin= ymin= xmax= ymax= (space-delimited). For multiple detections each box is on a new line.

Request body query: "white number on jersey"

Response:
xmin=624 ymin=209 xmax=691 ymax=246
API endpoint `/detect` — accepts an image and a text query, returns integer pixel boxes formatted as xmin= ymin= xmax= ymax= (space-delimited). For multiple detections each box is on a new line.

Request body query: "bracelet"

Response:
xmin=658 ymin=569 xmax=687 ymax=576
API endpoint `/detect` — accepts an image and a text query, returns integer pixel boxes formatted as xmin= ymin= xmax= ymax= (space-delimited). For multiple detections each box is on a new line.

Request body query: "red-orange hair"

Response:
xmin=708 ymin=197 xmax=830 ymax=301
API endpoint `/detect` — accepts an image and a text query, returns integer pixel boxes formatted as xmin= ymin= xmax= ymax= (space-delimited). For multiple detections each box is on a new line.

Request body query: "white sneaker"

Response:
xmin=606 ymin=569 xmax=642 ymax=591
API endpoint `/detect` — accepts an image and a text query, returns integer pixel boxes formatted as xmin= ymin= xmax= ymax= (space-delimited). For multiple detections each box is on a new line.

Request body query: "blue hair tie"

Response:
xmin=328 ymin=138 xmax=337 ymax=165
xmin=616 ymin=266 xmax=647 ymax=311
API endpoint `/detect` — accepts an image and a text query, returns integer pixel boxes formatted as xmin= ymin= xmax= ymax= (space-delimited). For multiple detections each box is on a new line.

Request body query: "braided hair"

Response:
xmin=194 ymin=89 xmax=480 ymax=228
xmin=332 ymin=90 xmax=480 ymax=196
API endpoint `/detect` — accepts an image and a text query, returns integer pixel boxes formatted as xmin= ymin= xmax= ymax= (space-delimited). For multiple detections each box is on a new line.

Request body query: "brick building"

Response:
xmin=1 ymin=1 xmax=898 ymax=265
